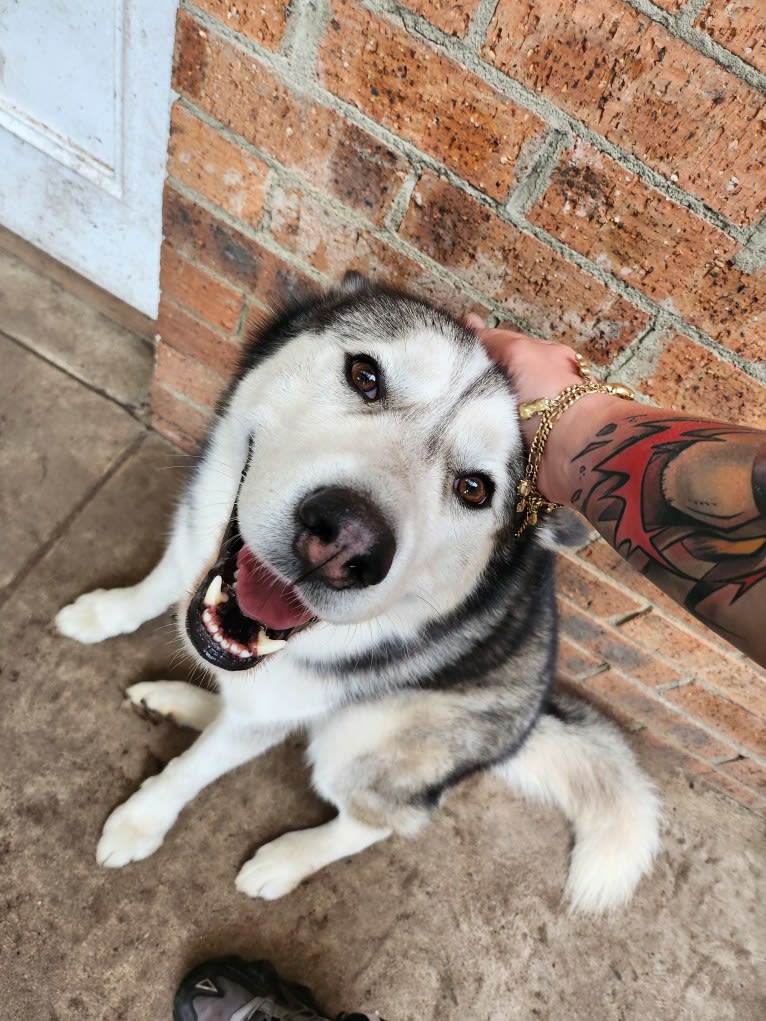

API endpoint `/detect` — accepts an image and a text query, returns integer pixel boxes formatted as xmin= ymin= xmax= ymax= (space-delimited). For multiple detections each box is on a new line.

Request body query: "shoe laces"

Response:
xmin=242 ymin=996 xmax=328 ymax=1021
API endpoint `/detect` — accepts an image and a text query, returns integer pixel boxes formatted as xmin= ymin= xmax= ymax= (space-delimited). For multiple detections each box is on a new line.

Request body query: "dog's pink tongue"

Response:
xmin=235 ymin=547 xmax=312 ymax=630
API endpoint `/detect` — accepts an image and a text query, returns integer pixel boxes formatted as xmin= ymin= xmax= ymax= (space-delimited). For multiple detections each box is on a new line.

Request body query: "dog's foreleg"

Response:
xmin=235 ymin=814 xmax=391 ymax=900
xmin=96 ymin=714 xmax=290 ymax=868
xmin=494 ymin=694 xmax=660 ymax=913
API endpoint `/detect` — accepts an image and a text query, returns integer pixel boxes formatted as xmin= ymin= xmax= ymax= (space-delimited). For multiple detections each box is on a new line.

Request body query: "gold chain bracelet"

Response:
xmin=515 ymin=352 xmax=635 ymax=536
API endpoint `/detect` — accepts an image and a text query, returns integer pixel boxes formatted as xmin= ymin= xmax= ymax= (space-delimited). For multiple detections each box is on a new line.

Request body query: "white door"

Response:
xmin=0 ymin=0 xmax=178 ymax=316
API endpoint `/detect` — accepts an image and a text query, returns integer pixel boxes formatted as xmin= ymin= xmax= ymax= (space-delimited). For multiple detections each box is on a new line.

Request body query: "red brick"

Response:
xmin=686 ymin=760 xmax=766 ymax=816
xmin=193 ymin=0 xmax=290 ymax=51
xmin=702 ymin=661 xmax=766 ymax=718
xmin=319 ymin=0 xmax=545 ymax=200
xmin=269 ymin=185 xmax=487 ymax=320
xmin=576 ymin=539 xmax=744 ymax=651
xmin=556 ymin=638 xmax=608 ymax=684
xmin=619 ymin=607 xmax=751 ymax=682
xmin=698 ymin=767 xmax=766 ymax=812
xmin=529 ymin=140 xmax=766 ymax=362
xmin=484 ymin=0 xmax=766 ymax=225
xmin=167 ymin=104 xmax=269 ymax=226
xmin=696 ymin=1 xmax=766 ymax=75
xmin=614 ymin=577 xmax=766 ymax=701
xmin=641 ymin=334 xmax=766 ymax=429
xmin=635 ymin=732 xmax=697 ymax=775
xmin=164 ymin=184 xmax=262 ymax=285
xmin=154 ymin=341 xmax=227 ymax=411
xmin=664 ymin=684 xmax=766 ymax=757
xmin=579 ymin=538 xmax=670 ymax=609
xmin=152 ymin=382 xmax=213 ymax=451
xmin=702 ymin=767 xmax=766 ymax=816
xmin=153 ymin=415 xmax=199 ymax=454
xmin=584 ymin=669 xmax=737 ymax=760
xmin=174 ymin=16 xmax=410 ymax=225
xmin=718 ymin=756 xmax=766 ymax=798
xmin=400 ymin=170 xmax=649 ymax=360
xmin=635 ymin=738 xmax=766 ymax=814
xmin=160 ymin=243 xmax=245 ymax=333
xmin=557 ymin=596 xmax=686 ymax=688
xmin=173 ymin=12 xmax=208 ymax=101
xmin=157 ymin=297 xmax=243 ymax=379
xmin=556 ymin=551 xmax=647 ymax=621
xmin=163 ymin=186 xmax=317 ymax=309
xmin=555 ymin=675 xmax=637 ymax=730
xmin=399 ymin=0 xmax=482 ymax=37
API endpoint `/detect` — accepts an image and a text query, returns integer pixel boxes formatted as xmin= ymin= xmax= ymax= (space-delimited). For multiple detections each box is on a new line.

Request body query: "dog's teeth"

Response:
xmin=203 ymin=575 xmax=228 ymax=607
xmin=255 ymin=632 xmax=288 ymax=657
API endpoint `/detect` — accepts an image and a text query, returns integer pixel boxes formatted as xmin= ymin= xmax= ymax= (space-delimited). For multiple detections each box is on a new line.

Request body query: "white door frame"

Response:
xmin=0 ymin=0 xmax=179 ymax=317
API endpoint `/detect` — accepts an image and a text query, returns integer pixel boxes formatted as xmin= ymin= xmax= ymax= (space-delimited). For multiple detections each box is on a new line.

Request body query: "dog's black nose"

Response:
xmin=294 ymin=487 xmax=396 ymax=589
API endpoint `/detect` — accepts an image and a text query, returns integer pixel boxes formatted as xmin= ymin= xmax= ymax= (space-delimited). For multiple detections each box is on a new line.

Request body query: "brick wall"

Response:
xmin=153 ymin=0 xmax=766 ymax=815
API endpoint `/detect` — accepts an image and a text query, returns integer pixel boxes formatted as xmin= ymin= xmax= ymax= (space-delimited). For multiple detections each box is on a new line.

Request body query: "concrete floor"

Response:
xmin=1 ymin=243 xmax=764 ymax=1021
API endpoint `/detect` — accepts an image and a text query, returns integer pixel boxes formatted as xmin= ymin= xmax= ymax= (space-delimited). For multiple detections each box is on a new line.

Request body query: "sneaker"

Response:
xmin=173 ymin=955 xmax=384 ymax=1021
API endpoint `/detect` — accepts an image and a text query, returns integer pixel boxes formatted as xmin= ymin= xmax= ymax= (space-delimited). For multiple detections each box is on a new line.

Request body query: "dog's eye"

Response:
xmin=346 ymin=355 xmax=381 ymax=401
xmin=454 ymin=474 xmax=493 ymax=508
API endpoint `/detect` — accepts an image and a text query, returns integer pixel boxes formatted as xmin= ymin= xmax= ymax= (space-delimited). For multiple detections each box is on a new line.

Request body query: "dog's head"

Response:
xmin=186 ymin=275 xmax=533 ymax=671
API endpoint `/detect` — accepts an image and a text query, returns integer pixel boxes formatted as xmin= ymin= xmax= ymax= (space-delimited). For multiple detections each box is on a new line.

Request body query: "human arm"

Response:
xmin=470 ymin=319 xmax=766 ymax=668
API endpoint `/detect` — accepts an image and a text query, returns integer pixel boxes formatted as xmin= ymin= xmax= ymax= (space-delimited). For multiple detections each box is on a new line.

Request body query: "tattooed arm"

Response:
xmin=472 ymin=321 xmax=766 ymax=668
xmin=543 ymin=396 xmax=766 ymax=666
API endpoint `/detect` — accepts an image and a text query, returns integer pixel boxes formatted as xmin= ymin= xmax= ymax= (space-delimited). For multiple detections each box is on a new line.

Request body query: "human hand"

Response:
xmin=466 ymin=315 xmax=627 ymax=506
xmin=465 ymin=315 xmax=583 ymax=450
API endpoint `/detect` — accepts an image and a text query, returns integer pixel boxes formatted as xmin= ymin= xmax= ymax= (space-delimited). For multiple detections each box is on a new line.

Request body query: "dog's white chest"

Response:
xmin=215 ymin=655 xmax=338 ymax=727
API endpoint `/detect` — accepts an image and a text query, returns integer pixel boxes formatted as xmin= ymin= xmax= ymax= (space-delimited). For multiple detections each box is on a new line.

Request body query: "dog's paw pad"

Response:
xmin=235 ymin=841 xmax=314 ymax=900
xmin=56 ymin=589 xmax=140 ymax=644
xmin=96 ymin=801 xmax=171 ymax=868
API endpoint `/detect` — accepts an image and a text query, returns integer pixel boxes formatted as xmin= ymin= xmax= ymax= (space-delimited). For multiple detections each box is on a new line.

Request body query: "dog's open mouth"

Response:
xmin=186 ymin=515 xmax=314 ymax=671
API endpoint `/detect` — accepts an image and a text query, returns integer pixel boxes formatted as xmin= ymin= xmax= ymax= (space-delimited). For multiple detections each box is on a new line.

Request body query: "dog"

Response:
xmin=56 ymin=273 xmax=659 ymax=912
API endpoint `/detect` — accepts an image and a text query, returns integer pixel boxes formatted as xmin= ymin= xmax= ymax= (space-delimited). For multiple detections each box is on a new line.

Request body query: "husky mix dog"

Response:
xmin=56 ymin=275 xmax=659 ymax=913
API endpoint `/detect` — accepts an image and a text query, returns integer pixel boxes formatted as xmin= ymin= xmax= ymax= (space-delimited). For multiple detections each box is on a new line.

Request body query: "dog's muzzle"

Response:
xmin=185 ymin=510 xmax=314 ymax=672
xmin=185 ymin=486 xmax=395 ymax=672
xmin=294 ymin=486 xmax=396 ymax=590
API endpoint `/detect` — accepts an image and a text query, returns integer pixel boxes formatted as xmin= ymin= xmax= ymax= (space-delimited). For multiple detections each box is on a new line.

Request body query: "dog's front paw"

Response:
xmin=96 ymin=794 xmax=176 ymax=868
xmin=56 ymin=588 xmax=144 ymax=644
xmin=124 ymin=681 xmax=219 ymax=731
xmin=235 ymin=832 xmax=318 ymax=900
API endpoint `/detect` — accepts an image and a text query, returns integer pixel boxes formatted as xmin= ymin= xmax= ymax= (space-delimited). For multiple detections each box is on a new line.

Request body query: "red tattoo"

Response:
xmin=573 ymin=416 xmax=766 ymax=661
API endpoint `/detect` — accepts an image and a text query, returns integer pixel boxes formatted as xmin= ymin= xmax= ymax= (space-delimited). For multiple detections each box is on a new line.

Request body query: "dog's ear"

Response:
xmin=338 ymin=270 xmax=369 ymax=294
xmin=537 ymin=507 xmax=592 ymax=551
